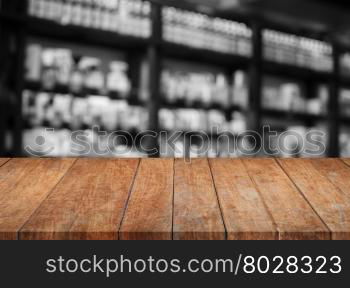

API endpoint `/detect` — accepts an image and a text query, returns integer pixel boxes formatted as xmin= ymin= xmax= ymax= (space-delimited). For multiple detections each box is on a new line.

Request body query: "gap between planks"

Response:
xmin=17 ymin=159 xmax=79 ymax=240
xmin=0 ymin=159 xmax=77 ymax=240
xmin=242 ymin=159 xmax=330 ymax=240
xmin=20 ymin=159 xmax=140 ymax=240
xmin=119 ymin=159 xmax=174 ymax=240
xmin=278 ymin=158 xmax=350 ymax=240
xmin=0 ymin=158 xmax=11 ymax=168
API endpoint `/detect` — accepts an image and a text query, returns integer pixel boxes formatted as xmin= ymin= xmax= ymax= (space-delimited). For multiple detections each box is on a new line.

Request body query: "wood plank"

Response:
xmin=20 ymin=159 xmax=139 ymax=240
xmin=243 ymin=159 xmax=330 ymax=240
xmin=209 ymin=159 xmax=277 ymax=240
xmin=0 ymin=158 xmax=75 ymax=240
xmin=173 ymin=159 xmax=226 ymax=240
xmin=279 ymin=159 xmax=350 ymax=240
xmin=119 ymin=159 xmax=174 ymax=240
xmin=0 ymin=158 xmax=10 ymax=167
xmin=342 ymin=159 xmax=350 ymax=167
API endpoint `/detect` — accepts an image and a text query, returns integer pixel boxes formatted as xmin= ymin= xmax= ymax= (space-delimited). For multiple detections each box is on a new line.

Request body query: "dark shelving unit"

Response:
xmin=1 ymin=0 xmax=349 ymax=157
xmin=160 ymin=100 xmax=243 ymax=113
xmin=24 ymin=80 xmax=139 ymax=103
xmin=161 ymin=41 xmax=250 ymax=69
xmin=26 ymin=17 xmax=150 ymax=51
xmin=262 ymin=61 xmax=332 ymax=82
xmin=0 ymin=1 xmax=27 ymax=156
xmin=341 ymin=117 xmax=350 ymax=125
xmin=261 ymin=109 xmax=327 ymax=123
xmin=340 ymin=78 xmax=350 ymax=89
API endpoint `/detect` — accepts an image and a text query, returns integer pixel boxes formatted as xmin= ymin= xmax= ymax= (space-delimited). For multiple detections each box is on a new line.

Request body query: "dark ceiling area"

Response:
xmin=154 ymin=0 xmax=350 ymax=45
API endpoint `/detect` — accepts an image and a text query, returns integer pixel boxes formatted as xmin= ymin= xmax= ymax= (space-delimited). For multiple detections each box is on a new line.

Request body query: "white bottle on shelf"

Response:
xmin=28 ymin=0 xmax=39 ymax=17
xmin=80 ymin=0 xmax=92 ymax=27
xmin=25 ymin=44 xmax=43 ymax=82
xmin=71 ymin=0 xmax=83 ymax=25
xmin=91 ymin=0 xmax=102 ymax=29
xmin=61 ymin=0 xmax=73 ymax=25
xmin=107 ymin=61 xmax=131 ymax=98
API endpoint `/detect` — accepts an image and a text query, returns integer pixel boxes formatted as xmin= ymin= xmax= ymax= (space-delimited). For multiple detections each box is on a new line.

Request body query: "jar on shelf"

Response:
xmin=107 ymin=61 xmax=131 ymax=98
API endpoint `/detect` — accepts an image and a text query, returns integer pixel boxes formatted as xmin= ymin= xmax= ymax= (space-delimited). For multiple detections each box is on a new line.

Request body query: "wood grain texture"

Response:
xmin=119 ymin=159 xmax=174 ymax=240
xmin=279 ymin=159 xmax=350 ymax=240
xmin=0 ymin=158 xmax=9 ymax=167
xmin=173 ymin=159 xmax=225 ymax=240
xmin=209 ymin=159 xmax=277 ymax=240
xmin=243 ymin=159 xmax=330 ymax=240
xmin=2 ymin=158 xmax=350 ymax=240
xmin=342 ymin=159 xmax=350 ymax=167
xmin=0 ymin=158 xmax=75 ymax=240
xmin=20 ymin=159 xmax=139 ymax=240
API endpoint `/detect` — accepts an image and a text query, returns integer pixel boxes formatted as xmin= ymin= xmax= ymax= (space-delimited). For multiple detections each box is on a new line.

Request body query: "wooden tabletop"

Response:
xmin=0 ymin=158 xmax=350 ymax=240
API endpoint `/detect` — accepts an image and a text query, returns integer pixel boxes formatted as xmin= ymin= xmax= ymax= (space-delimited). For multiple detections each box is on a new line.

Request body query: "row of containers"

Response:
xmin=20 ymin=40 xmax=350 ymax=158
xmin=2 ymin=0 xmax=350 ymax=157
xmin=27 ymin=0 xmax=350 ymax=75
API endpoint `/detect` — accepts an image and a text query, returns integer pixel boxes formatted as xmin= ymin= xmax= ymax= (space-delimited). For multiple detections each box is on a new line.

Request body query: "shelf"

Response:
xmin=161 ymin=130 xmax=236 ymax=138
xmin=24 ymin=123 xmax=149 ymax=138
xmin=263 ymin=61 xmax=332 ymax=82
xmin=25 ymin=80 xmax=76 ymax=95
xmin=262 ymin=108 xmax=326 ymax=122
xmin=160 ymin=101 xmax=244 ymax=113
xmin=161 ymin=41 xmax=250 ymax=69
xmin=340 ymin=77 xmax=350 ymax=89
xmin=341 ymin=117 xmax=350 ymax=125
xmin=24 ymin=80 xmax=139 ymax=103
xmin=128 ymin=98 xmax=147 ymax=107
xmin=26 ymin=17 xmax=149 ymax=51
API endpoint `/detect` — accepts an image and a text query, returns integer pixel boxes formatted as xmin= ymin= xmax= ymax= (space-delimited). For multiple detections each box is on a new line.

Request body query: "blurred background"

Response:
xmin=1 ymin=0 xmax=350 ymax=158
